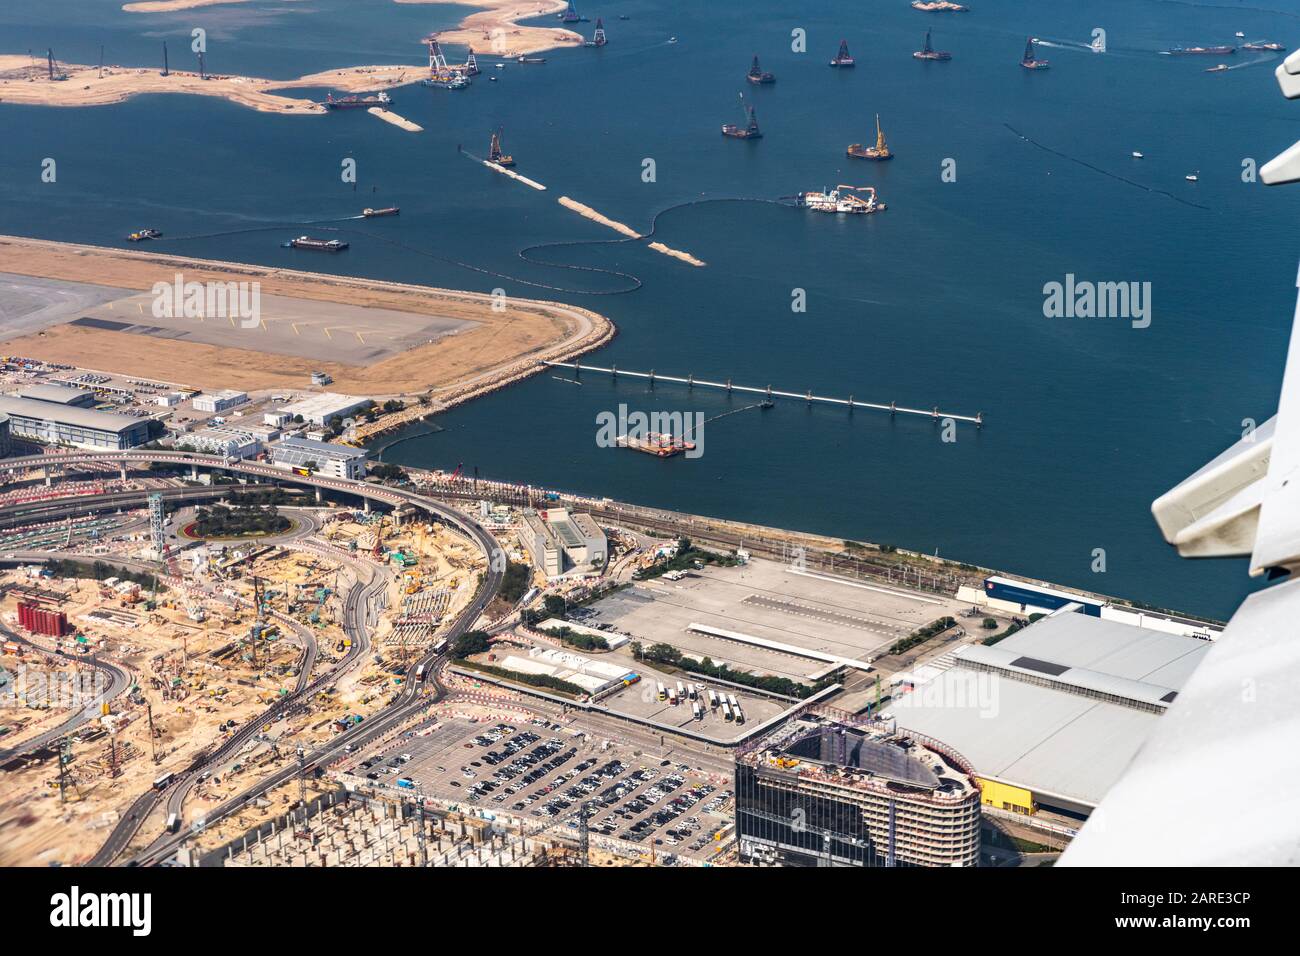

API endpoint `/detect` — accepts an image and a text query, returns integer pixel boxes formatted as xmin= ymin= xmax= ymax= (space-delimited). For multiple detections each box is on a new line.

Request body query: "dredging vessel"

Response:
xmin=914 ymin=30 xmax=952 ymax=60
xmin=747 ymin=54 xmax=775 ymax=83
xmin=797 ymin=185 xmax=885 ymax=215
xmin=283 ymin=236 xmax=349 ymax=252
xmin=829 ymin=40 xmax=855 ymax=67
xmin=1020 ymin=37 xmax=1050 ymax=69
xmin=488 ymin=128 xmax=515 ymax=167
xmin=617 ymin=433 xmax=697 ymax=458
xmin=323 ymin=92 xmax=392 ymax=109
xmin=847 ymin=115 xmax=892 ymax=160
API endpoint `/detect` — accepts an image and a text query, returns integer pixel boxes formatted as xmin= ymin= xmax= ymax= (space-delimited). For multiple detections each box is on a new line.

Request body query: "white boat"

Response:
xmin=1235 ymin=31 xmax=1246 ymax=39
xmin=798 ymin=184 xmax=885 ymax=214
xmin=1186 ymin=171 xmax=1199 ymax=182
xmin=668 ymin=36 xmax=678 ymax=43
xmin=1132 ymin=151 xmax=1144 ymax=158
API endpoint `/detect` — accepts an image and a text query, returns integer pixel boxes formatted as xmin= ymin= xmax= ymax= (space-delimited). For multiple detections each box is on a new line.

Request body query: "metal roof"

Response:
xmin=15 ymin=384 xmax=95 ymax=406
xmin=0 ymin=396 xmax=148 ymax=434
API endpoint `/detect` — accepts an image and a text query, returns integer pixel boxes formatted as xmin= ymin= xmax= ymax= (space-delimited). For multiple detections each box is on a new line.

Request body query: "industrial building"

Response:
xmin=279 ymin=392 xmax=370 ymax=427
xmin=269 ymin=435 xmax=368 ymax=480
xmin=964 ymin=575 xmax=1221 ymax=640
xmin=15 ymin=383 xmax=98 ymax=407
xmin=519 ymin=508 xmax=607 ymax=578
xmin=735 ymin=704 xmax=981 ymax=867
xmin=890 ymin=610 xmax=1214 ymax=819
xmin=0 ymin=396 xmax=151 ymax=450
xmin=192 ymin=389 xmax=249 ymax=414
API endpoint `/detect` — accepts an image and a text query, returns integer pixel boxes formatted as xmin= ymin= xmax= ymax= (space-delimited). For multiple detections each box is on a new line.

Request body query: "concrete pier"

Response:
xmin=544 ymin=362 xmax=983 ymax=425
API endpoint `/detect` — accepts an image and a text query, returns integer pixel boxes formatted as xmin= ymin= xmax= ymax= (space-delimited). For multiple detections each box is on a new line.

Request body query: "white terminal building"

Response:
xmin=497 ymin=646 xmax=638 ymax=697
xmin=269 ymin=435 xmax=368 ymax=480
xmin=191 ymin=389 xmax=248 ymax=414
xmin=279 ymin=392 xmax=370 ymax=427
xmin=519 ymin=507 xmax=607 ymax=578
xmin=185 ymin=426 xmax=261 ymax=460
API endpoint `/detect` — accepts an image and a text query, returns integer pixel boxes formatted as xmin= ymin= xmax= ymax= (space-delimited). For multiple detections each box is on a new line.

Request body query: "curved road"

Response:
xmin=0 ymin=450 xmax=506 ymax=865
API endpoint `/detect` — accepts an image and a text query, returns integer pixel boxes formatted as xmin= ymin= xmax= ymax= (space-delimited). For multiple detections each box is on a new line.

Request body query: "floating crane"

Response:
xmin=829 ymin=40 xmax=855 ymax=67
xmin=722 ymin=93 xmax=762 ymax=139
xmin=560 ymin=0 xmax=583 ymax=23
xmin=847 ymin=114 xmax=892 ymax=160
xmin=585 ymin=18 xmax=607 ymax=47
xmin=747 ymin=54 xmax=775 ymax=84
xmin=1020 ymin=37 xmax=1050 ymax=70
xmin=488 ymin=128 xmax=514 ymax=167
xmin=913 ymin=30 xmax=952 ymax=60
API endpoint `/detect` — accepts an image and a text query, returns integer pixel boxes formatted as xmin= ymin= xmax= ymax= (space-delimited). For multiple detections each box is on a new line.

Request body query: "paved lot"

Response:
xmin=346 ymin=716 xmax=733 ymax=861
xmin=71 ymin=290 xmax=478 ymax=365
xmin=0 ymin=273 xmax=128 ymax=343
xmin=574 ymin=559 xmax=968 ymax=676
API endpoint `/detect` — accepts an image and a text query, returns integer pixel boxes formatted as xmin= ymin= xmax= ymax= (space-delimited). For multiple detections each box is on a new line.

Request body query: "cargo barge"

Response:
xmin=617 ymin=433 xmax=697 ymax=457
xmin=362 ymin=207 xmax=399 ymax=217
xmin=323 ymin=92 xmax=392 ymax=109
xmin=1243 ymin=42 xmax=1285 ymax=52
xmin=1166 ymin=46 xmax=1236 ymax=55
xmin=723 ymin=98 xmax=762 ymax=139
xmin=282 ymin=236 xmax=349 ymax=252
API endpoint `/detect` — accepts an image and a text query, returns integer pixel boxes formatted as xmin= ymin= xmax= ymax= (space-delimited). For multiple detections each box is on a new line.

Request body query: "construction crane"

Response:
xmin=46 ymin=49 xmax=69 ymax=81
xmin=161 ymin=41 xmax=169 ymax=77
xmin=488 ymin=129 xmax=514 ymax=167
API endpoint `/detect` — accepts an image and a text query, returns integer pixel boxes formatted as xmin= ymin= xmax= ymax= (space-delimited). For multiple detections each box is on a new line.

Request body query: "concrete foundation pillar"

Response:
xmin=44 ymin=465 xmax=51 ymax=488
xmin=191 ymin=464 xmax=199 ymax=481
xmin=315 ymin=487 xmax=323 ymax=504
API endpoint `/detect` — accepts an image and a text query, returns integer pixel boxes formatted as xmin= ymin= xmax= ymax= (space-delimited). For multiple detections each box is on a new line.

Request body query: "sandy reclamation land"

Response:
xmin=0 ymin=235 xmax=614 ymax=400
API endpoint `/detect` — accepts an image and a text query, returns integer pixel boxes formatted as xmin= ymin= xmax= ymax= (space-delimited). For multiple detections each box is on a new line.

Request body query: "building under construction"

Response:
xmin=734 ymin=704 xmax=981 ymax=867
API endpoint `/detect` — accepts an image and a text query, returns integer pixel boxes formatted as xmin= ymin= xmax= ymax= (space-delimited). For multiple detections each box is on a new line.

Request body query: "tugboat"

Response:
xmin=847 ymin=114 xmax=892 ymax=160
xmin=829 ymin=40 xmax=855 ymax=67
xmin=1020 ymin=37 xmax=1050 ymax=69
xmin=487 ymin=128 xmax=514 ymax=167
xmin=913 ymin=29 xmax=952 ymax=60
xmin=125 ymin=228 xmax=162 ymax=242
xmin=796 ymin=185 xmax=886 ymax=215
xmin=747 ymin=54 xmax=775 ymax=84
xmin=722 ymin=97 xmax=763 ymax=139
xmin=323 ymin=91 xmax=392 ymax=109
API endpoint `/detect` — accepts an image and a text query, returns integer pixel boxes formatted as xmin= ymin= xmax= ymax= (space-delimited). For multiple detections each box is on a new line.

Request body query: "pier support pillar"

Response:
xmin=890 ymin=401 xmax=896 ymax=418
xmin=976 ymin=412 xmax=984 ymax=429
xmin=648 ymin=369 xmax=655 ymax=389
xmin=726 ymin=379 xmax=732 ymax=394
xmin=120 ymin=464 xmax=128 ymax=482
xmin=315 ymin=487 xmax=323 ymax=504
xmin=43 ymin=465 xmax=51 ymax=488
xmin=688 ymin=374 xmax=693 ymax=389
xmin=363 ymin=499 xmax=370 ymax=514
xmin=848 ymin=395 xmax=854 ymax=414
xmin=611 ymin=364 xmax=617 ymax=381
xmin=191 ymin=464 xmax=199 ymax=481
xmin=806 ymin=390 xmax=813 ymax=405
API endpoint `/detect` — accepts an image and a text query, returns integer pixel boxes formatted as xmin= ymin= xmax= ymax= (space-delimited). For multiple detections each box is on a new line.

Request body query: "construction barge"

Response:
xmin=747 ymin=55 xmax=775 ymax=84
xmin=914 ymin=30 xmax=952 ymax=60
xmin=829 ymin=40 xmax=855 ymax=67
xmin=617 ymin=433 xmax=697 ymax=458
xmin=723 ymin=97 xmax=763 ymax=139
xmin=322 ymin=92 xmax=392 ymax=109
xmin=1020 ymin=37 xmax=1050 ymax=70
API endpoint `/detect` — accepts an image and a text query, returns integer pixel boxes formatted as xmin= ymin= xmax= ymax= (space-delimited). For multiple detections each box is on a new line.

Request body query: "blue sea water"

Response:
xmin=4 ymin=0 xmax=1300 ymax=619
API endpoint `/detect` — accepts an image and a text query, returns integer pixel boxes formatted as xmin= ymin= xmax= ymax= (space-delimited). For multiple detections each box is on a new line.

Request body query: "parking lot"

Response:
xmin=341 ymin=716 xmax=733 ymax=861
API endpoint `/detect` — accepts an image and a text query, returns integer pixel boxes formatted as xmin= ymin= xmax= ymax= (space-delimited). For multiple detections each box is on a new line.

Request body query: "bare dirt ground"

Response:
xmin=0 ymin=235 xmax=613 ymax=398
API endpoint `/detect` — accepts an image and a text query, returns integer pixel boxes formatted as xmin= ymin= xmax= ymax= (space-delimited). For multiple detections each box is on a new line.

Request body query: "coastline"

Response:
xmin=0 ymin=234 xmax=615 ymax=401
